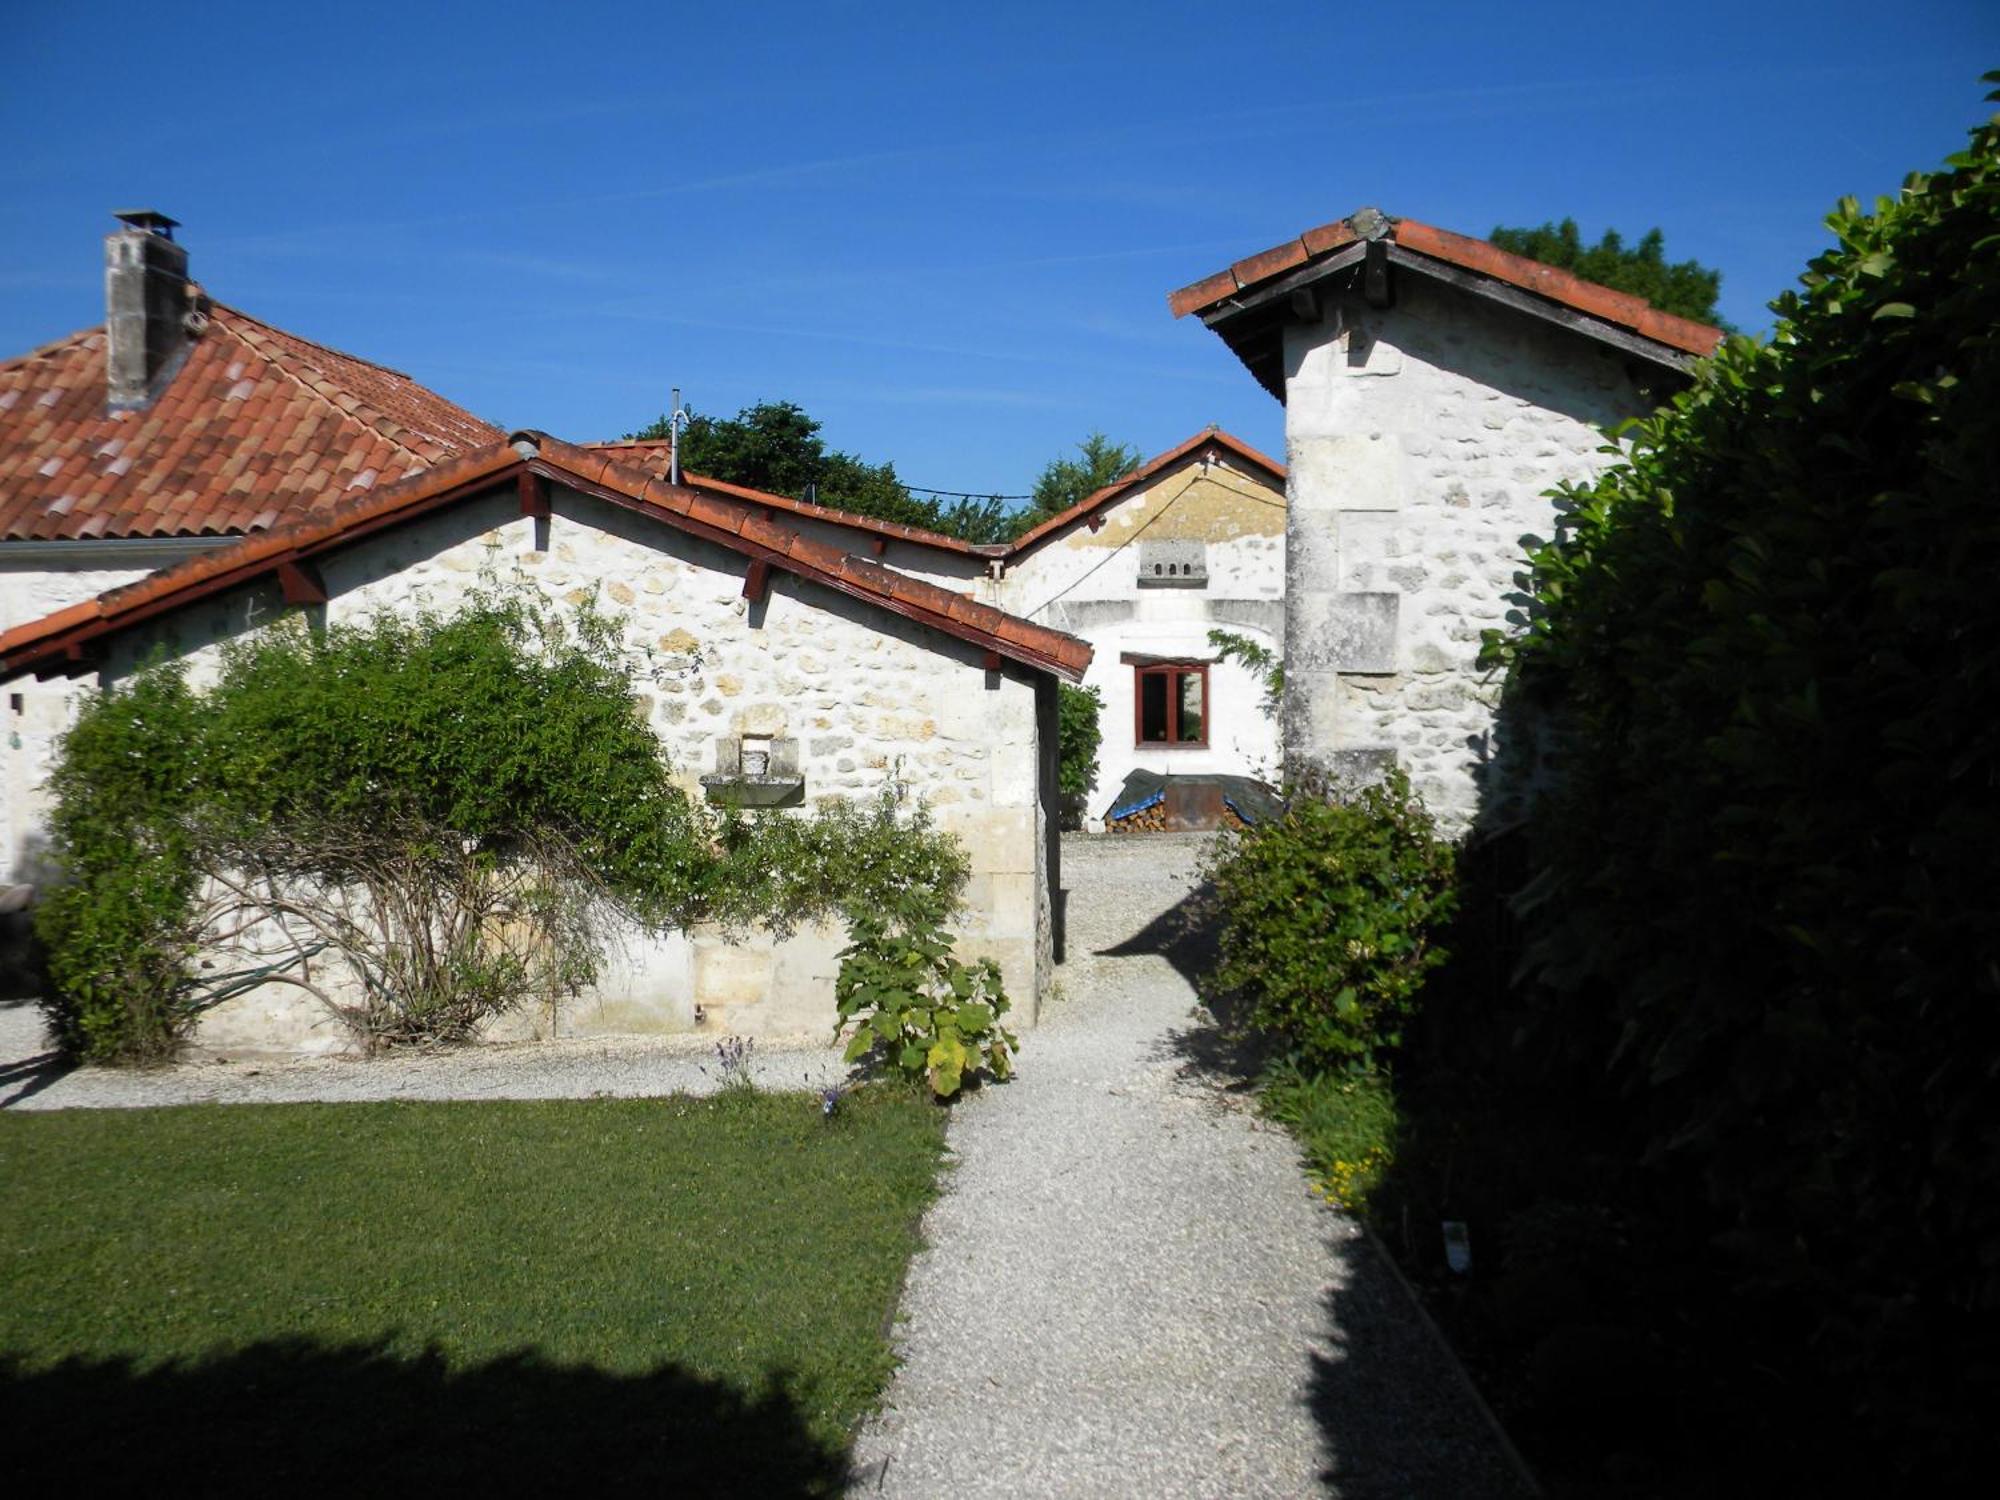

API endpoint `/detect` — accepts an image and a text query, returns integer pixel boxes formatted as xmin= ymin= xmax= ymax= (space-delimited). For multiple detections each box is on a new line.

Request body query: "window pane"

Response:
xmin=1177 ymin=671 xmax=1204 ymax=743
xmin=1139 ymin=672 xmax=1169 ymax=741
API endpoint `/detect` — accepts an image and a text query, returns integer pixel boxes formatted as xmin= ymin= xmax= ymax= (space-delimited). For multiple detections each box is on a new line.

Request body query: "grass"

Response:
xmin=1260 ymin=1060 xmax=1399 ymax=1210
xmin=0 ymin=1087 xmax=945 ymax=1496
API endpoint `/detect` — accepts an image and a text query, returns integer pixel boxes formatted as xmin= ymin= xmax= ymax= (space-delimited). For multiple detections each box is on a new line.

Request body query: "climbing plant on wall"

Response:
xmin=37 ymin=591 xmax=972 ymax=1062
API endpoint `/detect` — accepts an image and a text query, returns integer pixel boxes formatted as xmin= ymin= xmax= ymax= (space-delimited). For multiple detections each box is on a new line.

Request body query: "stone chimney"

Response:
xmin=104 ymin=210 xmax=198 ymax=409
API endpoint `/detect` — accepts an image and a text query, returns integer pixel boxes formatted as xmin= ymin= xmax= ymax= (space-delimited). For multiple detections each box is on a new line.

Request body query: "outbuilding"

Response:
xmin=1169 ymin=208 xmax=1724 ymax=830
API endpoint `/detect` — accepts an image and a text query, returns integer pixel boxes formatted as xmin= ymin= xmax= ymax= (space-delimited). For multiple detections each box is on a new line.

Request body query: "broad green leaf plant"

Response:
xmin=833 ymin=889 xmax=1017 ymax=1099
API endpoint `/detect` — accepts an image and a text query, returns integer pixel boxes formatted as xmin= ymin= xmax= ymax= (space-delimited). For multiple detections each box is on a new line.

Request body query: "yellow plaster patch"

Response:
xmin=1063 ymin=465 xmax=1285 ymax=549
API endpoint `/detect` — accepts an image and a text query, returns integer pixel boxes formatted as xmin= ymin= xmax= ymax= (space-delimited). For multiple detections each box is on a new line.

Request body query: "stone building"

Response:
xmin=0 ymin=435 xmax=1088 ymax=1051
xmin=1 ymin=211 xmax=500 ymax=888
xmin=1169 ymin=208 xmax=1724 ymax=830
xmin=0 ymin=212 xmax=1089 ymax=1051
xmin=597 ymin=427 xmax=1290 ymax=825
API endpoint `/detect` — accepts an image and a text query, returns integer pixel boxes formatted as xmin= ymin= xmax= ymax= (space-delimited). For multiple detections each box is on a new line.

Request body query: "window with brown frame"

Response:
xmin=1134 ymin=662 xmax=1207 ymax=746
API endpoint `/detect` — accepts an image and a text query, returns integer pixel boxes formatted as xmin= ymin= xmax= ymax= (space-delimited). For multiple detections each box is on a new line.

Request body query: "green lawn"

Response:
xmin=0 ymin=1088 xmax=945 ymax=1496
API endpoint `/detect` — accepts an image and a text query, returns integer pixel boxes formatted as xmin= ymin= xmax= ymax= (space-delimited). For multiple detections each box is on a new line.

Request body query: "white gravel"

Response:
xmin=850 ymin=834 xmax=1534 ymax=1498
xmin=0 ymin=1001 xmax=846 ymax=1111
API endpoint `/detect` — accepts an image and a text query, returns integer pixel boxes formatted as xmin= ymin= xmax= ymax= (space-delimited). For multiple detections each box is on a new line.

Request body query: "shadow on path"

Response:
xmin=0 ymin=1045 xmax=73 ymax=1110
xmin=1311 ymin=1233 xmax=1538 ymax=1498
xmin=0 ymin=1338 xmax=845 ymax=1498
xmin=1098 ymin=877 xmax=1280 ymax=1091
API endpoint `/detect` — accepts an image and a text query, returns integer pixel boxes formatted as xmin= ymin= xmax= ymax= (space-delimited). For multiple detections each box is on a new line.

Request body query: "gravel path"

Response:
xmin=850 ymin=834 xmax=1534 ymax=1499
xmin=0 ymin=1001 xmax=846 ymax=1111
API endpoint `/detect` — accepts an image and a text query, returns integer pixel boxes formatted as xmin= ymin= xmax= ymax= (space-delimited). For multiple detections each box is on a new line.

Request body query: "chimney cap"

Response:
xmin=112 ymin=209 xmax=179 ymax=240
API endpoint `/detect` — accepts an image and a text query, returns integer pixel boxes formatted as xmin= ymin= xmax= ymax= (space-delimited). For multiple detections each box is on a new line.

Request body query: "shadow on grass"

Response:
xmin=0 ymin=1338 xmax=847 ymax=1498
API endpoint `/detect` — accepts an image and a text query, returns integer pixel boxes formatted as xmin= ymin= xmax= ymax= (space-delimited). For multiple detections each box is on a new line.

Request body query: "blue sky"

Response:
xmin=3 ymin=1 xmax=1994 ymax=501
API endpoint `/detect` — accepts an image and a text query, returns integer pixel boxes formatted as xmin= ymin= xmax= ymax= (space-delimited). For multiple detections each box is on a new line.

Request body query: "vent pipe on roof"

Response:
xmin=667 ymin=386 xmax=687 ymax=486
xmin=105 ymin=209 xmax=201 ymax=411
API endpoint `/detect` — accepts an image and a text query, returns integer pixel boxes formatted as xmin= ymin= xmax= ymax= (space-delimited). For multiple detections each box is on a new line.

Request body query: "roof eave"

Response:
xmin=2 ymin=439 xmax=1092 ymax=686
xmin=1197 ymin=243 xmax=1705 ymax=401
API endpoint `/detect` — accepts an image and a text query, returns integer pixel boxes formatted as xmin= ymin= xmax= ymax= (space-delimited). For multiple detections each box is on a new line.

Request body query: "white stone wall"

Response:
xmin=0 ymin=560 xmax=152 ymax=885
xmin=87 ymin=486 xmax=1050 ymax=1054
xmin=1281 ymin=277 xmax=1657 ymax=831
xmin=1004 ymin=456 xmax=1286 ymax=819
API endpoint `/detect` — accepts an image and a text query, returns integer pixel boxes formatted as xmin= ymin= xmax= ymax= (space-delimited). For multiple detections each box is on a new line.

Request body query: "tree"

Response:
xmin=623 ymin=401 xmax=1014 ymax=544
xmin=1488 ymin=218 xmax=1726 ymax=325
xmin=1013 ymin=432 xmax=1142 ymax=537
xmin=1054 ymin=682 xmax=1103 ymax=829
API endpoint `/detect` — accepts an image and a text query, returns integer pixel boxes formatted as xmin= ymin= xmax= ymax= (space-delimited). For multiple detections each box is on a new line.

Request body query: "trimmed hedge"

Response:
xmin=1490 ymin=88 xmax=2000 ymax=1480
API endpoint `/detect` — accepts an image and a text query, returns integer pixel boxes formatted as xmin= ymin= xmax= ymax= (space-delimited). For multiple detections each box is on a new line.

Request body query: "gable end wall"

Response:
xmin=1281 ymin=276 xmax=1663 ymax=831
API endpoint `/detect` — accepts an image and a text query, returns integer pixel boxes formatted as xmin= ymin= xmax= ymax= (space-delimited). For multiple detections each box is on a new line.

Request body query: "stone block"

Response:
xmin=1328 ymin=746 xmax=1398 ymax=785
xmin=1289 ymin=432 xmax=1404 ymax=513
xmin=1289 ymin=591 xmax=1398 ymax=674
xmin=1334 ymin=512 xmax=1398 ymax=589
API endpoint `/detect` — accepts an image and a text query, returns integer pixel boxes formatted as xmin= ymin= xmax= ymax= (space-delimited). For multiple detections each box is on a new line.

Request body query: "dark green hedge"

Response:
xmin=1491 ymin=87 xmax=2000 ymax=1478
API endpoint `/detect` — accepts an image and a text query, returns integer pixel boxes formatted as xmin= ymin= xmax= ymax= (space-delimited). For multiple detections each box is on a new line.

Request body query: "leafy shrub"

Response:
xmin=1200 ymin=767 xmax=1455 ymax=1069
xmin=35 ymin=664 xmax=207 ymax=1062
xmin=1482 ymin=91 xmax=2000 ymax=1481
xmin=38 ymin=592 xmax=972 ymax=1062
xmin=833 ymin=887 xmax=1016 ymax=1099
xmin=705 ymin=791 xmax=968 ymax=937
xmin=1054 ymin=682 xmax=1102 ymax=828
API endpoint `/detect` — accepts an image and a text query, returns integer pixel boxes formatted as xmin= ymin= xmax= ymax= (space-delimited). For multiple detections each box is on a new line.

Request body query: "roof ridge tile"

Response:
xmin=1168 ymin=208 xmax=1724 ymax=359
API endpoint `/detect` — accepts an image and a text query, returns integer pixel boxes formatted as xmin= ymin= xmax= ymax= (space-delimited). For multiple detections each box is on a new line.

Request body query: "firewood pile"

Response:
xmin=1105 ymin=803 xmax=1250 ymax=834
xmin=1106 ymin=804 xmax=1170 ymax=833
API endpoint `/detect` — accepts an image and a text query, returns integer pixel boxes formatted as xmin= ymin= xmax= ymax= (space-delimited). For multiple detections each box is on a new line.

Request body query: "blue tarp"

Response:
xmin=1102 ymin=770 xmax=1281 ymax=826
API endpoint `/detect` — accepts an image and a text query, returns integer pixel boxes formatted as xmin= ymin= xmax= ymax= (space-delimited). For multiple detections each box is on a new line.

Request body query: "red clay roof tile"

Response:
xmin=588 ymin=440 xmax=993 ymax=558
xmin=1169 ymin=209 xmax=1725 ymax=359
xmin=0 ymin=304 xmax=500 ymax=542
xmin=1 ymin=412 xmax=1095 ymax=682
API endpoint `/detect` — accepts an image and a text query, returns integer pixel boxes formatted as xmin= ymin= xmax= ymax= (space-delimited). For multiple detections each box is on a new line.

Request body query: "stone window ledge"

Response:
xmin=699 ymin=774 xmax=806 ymax=808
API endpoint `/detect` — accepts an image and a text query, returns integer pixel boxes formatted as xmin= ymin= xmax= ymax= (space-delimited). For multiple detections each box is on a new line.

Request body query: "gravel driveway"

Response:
xmin=850 ymin=834 xmax=1534 ymax=1498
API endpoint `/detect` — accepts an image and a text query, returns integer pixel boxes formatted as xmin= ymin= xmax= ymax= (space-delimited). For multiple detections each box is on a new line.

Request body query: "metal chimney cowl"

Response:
xmin=104 ymin=209 xmax=197 ymax=410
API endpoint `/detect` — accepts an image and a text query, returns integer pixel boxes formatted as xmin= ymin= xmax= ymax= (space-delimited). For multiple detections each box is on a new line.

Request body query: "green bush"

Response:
xmin=1055 ymin=682 xmax=1102 ymax=828
xmin=1200 ymin=767 xmax=1456 ymax=1068
xmin=38 ymin=593 xmax=971 ymax=1063
xmin=705 ymin=791 xmax=968 ymax=937
xmin=1484 ymin=89 xmax=2000 ymax=1480
xmin=35 ymin=664 xmax=207 ymax=1062
xmin=833 ymin=886 xmax=1016 ymax=1099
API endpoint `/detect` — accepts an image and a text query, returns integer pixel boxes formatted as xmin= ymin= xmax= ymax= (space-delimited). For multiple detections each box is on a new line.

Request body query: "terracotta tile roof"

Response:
xmin=0 ymin=303 xmax=501 ymax=542
xmin=588 ymin=439 xmax=998 ymax=557
xmin=0 ymin=433 xmax=1092 ymax=685
xmin=1007 ymin=428 xmax=1285 ymax=555
xmin=593 ymin=430 xmax=1285 ymax=564
xmin=1168 ymin=209 xmax=1725 ymax=359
